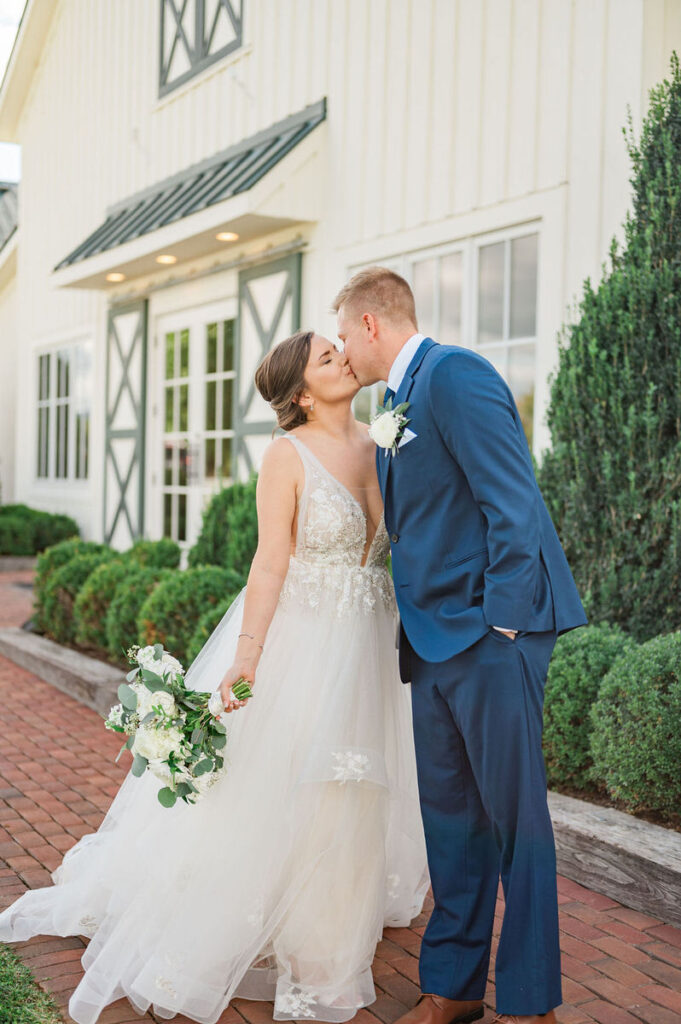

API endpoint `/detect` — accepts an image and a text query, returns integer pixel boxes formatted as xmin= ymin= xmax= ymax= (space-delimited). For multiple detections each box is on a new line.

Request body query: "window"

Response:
xmin=36 ymin=343 xmax=92 ymax=482
xmin=159 ymin=0 xmax=244 ymax=96
xmin=350 ymin=228 xmax=539 ymax=448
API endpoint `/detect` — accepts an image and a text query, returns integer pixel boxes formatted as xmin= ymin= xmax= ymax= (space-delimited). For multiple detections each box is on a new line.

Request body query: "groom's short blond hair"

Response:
xmin=332 ymin=266 xmax=417 ymax=327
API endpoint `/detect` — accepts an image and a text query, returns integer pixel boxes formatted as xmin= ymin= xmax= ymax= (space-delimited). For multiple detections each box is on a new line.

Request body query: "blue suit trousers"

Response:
xmin=409 ymin=626 xmax=562 ymax=1016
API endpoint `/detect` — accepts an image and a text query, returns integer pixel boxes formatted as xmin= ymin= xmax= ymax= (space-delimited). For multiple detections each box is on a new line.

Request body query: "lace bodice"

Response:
xmin=278 ymin=434 xmax=395 ymax=617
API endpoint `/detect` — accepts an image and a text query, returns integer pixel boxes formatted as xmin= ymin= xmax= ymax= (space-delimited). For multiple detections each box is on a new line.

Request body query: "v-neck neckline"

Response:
xmin=288 ymin=434 xmax=382 ymax=565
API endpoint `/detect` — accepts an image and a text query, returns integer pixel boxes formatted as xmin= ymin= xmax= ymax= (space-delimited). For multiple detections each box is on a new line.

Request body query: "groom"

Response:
xmin=334 ymin=267 xmax=587 ymax=1024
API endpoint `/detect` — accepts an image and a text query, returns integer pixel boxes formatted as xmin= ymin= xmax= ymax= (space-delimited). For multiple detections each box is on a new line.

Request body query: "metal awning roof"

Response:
xmin=55 ymin=98 xmax=326 ymax=271
xmin=0 ymin=184 xmax=18 ymax=255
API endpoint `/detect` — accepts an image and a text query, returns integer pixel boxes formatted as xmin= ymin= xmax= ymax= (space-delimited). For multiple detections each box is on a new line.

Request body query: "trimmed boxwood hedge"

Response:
xmin=41 ymin=551 xmax=117 ymax=644
xmin=34 ymin=539 xmax=109 ymax=631
xmin=74 ymin=559 xmax=130 ymax=652
xmin=0 ymin=504 xmax=79 ymax=555
xmin=137 ymin=566 xmax=245 ymax=666
xmin=126 ymin=538 xmax=181 ymax=570
xmin=590 ymin=631 xmax=681 ymax=817
xmin=105 ymin=566 xmax=176 ymax=664
xmin=186 ymin=592 xmax=243 ymax=665
xmin=188 ymin=476 xmax=258 ymax=579
xmin=543 ymin=624 xmax=637 ymax=790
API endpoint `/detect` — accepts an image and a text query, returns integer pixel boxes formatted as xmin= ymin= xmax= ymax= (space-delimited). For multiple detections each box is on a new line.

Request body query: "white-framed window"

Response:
xmin=159 ymin=0 xmax=245 ymax=97
xmin=36 ymin=342 xmax=93 ymax=482
xmin=351 ymin=225 xmax=539 ymax=447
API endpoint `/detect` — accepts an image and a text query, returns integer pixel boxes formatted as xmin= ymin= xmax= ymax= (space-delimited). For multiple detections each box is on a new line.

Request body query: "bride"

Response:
xmin=0 ymin=329 xmax=429 ymax=1024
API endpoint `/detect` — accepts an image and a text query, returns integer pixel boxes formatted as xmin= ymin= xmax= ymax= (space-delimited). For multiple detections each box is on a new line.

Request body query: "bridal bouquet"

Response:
xmin=103 ymin=643 xmax=252 ymax=808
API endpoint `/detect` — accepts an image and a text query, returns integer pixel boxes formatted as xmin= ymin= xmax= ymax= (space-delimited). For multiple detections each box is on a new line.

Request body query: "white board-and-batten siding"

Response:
xmin=2 ymin=0 xmax=681 ymax=537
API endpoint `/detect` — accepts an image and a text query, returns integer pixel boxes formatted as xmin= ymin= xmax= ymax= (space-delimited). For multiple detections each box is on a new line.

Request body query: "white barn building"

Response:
xmin=0 ymin=0 xmax=679 ymax=552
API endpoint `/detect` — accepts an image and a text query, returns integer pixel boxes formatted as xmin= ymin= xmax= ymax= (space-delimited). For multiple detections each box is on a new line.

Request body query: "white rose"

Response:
xmin=161 ymin=653 xmax=184 ymax=677
xmin=132 ymin=725 xmax=184 ymax=762
xmin=208 ymin=691 xmax=225 ymax=717
xmin=369 ymin=410 xmax=400 ymax=449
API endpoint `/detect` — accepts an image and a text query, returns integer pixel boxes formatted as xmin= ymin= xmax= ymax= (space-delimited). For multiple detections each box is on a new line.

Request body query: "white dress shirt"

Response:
xmin=386 ymin=333 xmax=426 ymax=394
xmin=385 ymin=332 xmax=516 ymax=637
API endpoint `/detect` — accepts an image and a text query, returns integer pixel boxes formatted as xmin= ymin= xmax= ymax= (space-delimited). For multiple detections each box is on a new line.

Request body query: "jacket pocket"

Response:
xmin=444 ymin=545 xmax=487 ymax=570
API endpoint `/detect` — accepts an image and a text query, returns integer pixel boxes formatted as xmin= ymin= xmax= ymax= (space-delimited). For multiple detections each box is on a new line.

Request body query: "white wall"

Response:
xmin=0 ymin=269 xmax=17 ymax=503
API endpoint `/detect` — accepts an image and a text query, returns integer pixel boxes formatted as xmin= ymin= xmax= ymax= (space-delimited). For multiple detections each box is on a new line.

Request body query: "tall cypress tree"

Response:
xmin=539 ymin=54 xmax=681 ymax=641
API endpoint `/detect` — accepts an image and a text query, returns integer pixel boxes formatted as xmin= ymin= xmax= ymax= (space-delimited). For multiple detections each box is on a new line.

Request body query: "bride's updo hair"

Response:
xmin=255 ymin=330 xmax=314 ymax=432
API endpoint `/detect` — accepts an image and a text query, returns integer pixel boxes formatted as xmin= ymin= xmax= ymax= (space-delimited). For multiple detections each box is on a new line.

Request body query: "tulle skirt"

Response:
xmin=0 ymin=578 xmax=429 ymax=1024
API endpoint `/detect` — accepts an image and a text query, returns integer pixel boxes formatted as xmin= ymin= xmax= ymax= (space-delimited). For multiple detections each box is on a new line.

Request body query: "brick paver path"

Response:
xmin=1 ymin=569 xmax=681 ymax=1024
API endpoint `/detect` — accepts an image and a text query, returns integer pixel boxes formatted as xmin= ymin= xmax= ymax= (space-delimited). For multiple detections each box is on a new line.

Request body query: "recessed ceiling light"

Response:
xmin=156 ymin=254 xmax=177 ymax=265
xmin=106 ymin=272 xmax=126 ymax=282
xmin=216 ymin=231 xmax=239 ymax=242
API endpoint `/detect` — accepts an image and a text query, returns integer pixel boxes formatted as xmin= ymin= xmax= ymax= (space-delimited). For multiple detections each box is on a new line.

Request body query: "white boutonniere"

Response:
xmin=369 ymin=399 xmax=411 ymax=456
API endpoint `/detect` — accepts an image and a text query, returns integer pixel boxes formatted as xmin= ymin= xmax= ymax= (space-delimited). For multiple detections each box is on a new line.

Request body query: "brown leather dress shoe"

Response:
xmin=393 ymin=993 xmax=484 ymax=1024
xmin=491 ymin=1011 xmax=557 ymax=1023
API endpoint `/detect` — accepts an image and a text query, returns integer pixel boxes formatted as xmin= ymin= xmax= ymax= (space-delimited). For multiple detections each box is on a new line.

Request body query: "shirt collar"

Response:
xmin=387 ymin=333 xmax=426 ymax=395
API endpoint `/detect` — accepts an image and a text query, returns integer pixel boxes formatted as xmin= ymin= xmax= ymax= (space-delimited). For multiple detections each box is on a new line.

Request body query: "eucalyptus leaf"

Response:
xmin=114 ymin=740 xmax=128 ymax=763
xmin=118 ymin=683 xmax=138 ymax=710
xmin=126 ymin=668 xmax=138 ymax=682
xmin=131 ymin=754 xmax=148 ymax=777
xmin=158 ymin=787 xmax=177 ymax=808
xmin=140 ymin=711 xmax=157 ymax=725
xmin=193 ymin=758 xmax=214 ymax=776
xmin=153 ymin=643 xmax=164 ymax=660
xmin=212 ymin=721 xmax=227 ymax=734
xmin=125 ymin=735 xmax=135 ymax=749
xmin=211 ymin=733 xmax=227 ymax=749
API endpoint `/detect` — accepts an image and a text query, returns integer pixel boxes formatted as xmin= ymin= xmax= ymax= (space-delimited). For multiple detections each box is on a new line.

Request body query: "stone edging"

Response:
xmin=0 ymin=556 xmax=38 ymax=571
xmin=1 ymin=625 xmax=680 ymax=929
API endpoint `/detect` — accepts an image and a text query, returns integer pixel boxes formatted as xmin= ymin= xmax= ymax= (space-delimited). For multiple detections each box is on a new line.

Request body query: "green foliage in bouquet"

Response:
xmin=537 ymin=54 xmax=681 ymax=641
xmin=41 ymin=550 xmax=117 ymax=644
xmin=0 ymin=504 xmax=79 ymax=556
xmin=188 ymin=475 xmax=258 ymax=578
xmin=106 ymin=566 xmax=176 ymax=663
xmin=590 ymin=631 xmax=681 ymax=818
xmin=186 ymin=593 xmax=243 ymax=665
xmin=137 ymin=566 xmax=245 ymax=665
xmin=34 ymin=538 xmax=109 ymax=631
xmin=543 ymin=624 xmax=637 ymax=790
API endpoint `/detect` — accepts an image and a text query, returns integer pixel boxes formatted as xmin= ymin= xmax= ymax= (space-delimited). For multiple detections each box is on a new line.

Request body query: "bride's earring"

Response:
xmin=309 ymin=401 xmax=315 ymax=413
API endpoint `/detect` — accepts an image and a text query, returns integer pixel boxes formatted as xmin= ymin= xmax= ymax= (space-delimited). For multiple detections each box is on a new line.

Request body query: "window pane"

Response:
xmin=223 ymin=319 xmax=235 ymax=372
xmin=57 ymin=351 xmax=70 ymax=398
xmin=39 ymin=354 xmax=49 ymax=400
xmin=163 ymin=492 xmax=173 ymax=538
xmin=510 ymin=234 xmax=538 ymax=339
xmin=206 ymin=323 xmax=218 ymax=374
xmin=178 ymin=440 xmax=189 ymax=487
xmin=179 ymin=383 xmax=189 ymax=430
xmin=165 ymin=333 xmax=175 ymax=379
xmin=56 ymin=405 xmax=67 ymax=478
xmin=205 ymin=380 xmax=216 ymax=430
xmin=477 ymin=242 xmax=505 ymax=344
xmin=37 ymin=407 xmax=49 ymax=477
xmin=205 ymin=438 xmax=216 ymax=479
xmin=222 ymin=378 xmax=233 ymax=430
xmin=413 ymin=258 xmax=436 ymax=338
xmin=76 ymin=412 xmax=90 ymax=479
xmin=179 ymin=328 xmax=189 ymax=377
xmin=440 ymin=253 xmax=463 ymax=346
xmin=178 ymin=493 xmax=187 ymax=542
xmin=164 ymin=442 xmax=174 ymax=486
xmin=507 ymin=342 xmax=535 ymax=447
xmin=220 ymin=439 xmax=232 ymax=480
xmin=165 ymin=386 xmax=174 ymax=432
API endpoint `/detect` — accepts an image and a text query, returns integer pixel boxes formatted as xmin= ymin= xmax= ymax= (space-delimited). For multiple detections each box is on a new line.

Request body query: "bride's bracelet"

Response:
xmin=238 ymin=631 xmax=264 ymax=650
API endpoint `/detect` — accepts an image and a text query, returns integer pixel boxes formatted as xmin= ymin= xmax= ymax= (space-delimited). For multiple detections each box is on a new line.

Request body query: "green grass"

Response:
xmin=0 ymin=943 xmax=64 ymax=1024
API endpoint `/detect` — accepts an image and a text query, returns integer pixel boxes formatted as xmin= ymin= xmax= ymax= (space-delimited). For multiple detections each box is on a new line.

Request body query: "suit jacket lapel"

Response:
xmin=383 ymin=338 xmax=436 ymax=499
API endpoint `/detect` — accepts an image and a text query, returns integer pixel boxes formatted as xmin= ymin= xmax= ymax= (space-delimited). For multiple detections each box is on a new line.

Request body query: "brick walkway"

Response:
xmin=1 ymin=570 xmax=681 ymax=1024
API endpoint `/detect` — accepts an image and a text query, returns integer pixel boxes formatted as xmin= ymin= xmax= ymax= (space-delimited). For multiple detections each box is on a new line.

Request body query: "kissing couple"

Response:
xmin=0 ymin=266 xmax=587 ymax=1024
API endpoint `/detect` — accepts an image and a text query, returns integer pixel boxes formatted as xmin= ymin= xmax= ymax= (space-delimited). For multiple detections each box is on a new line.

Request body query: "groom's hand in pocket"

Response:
xmin=492 ymin=627 xmax=518 ymax=640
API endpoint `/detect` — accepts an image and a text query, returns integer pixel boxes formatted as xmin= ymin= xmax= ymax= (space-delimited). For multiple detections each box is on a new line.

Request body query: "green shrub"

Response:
xmin=137 ymin=566 xmax=245 ymax=666
xmin=186 ymin=593 xmax=243 ymax=665
xmin=34 ymin=539 xmax=108 ymax=630
xmin=590 ymin=632 xmax=681 ymax=817
xmin=127 ymin=537 xmax=181 ymax=570
xmin=73 ymin=558 xmax=130 ymax=651
xmin=543 ymin=624 xmax=637 ymax=790
xmin=0 ymin=505 xmax=79 ymax=555
xmin=41 ymin=551 xmax=116 ymax=644
xmin=0 ymin=515 xmax=35 ymax=555
xmin=537 ymin=55 xmax=681 ymax=641
xmin=105 ymin=566 xmax=175 ymax=663
xmin=188 ymin=476 xmax=258 ymax=578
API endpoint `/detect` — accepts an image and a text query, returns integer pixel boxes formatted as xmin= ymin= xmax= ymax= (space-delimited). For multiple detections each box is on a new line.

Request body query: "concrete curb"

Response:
xmin=0 ymin=556 xmax=38 ymax=571
xmin=1 ymin=626 xmax=680 ymax=929
xmin=0 ymin=626 xmax=123 ymax=717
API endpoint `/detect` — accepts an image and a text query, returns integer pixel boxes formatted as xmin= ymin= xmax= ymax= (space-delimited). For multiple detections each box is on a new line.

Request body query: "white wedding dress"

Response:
xmin=0 ymin=434 xmax=429 ymax=1024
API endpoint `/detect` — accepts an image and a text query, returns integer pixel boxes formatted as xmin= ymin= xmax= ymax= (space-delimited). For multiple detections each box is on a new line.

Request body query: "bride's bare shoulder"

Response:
xmin=260 ymin=435 xmax=303 ymax=482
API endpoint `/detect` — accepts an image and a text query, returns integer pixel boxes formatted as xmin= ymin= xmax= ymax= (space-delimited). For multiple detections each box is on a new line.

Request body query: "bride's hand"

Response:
xmin=219 ymin=661 xmax=255 ymax=714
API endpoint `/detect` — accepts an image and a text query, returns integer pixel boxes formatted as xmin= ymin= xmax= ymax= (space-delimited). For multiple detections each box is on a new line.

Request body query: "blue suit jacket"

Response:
xmin=376 ymin=339 xmax=587 ymax=666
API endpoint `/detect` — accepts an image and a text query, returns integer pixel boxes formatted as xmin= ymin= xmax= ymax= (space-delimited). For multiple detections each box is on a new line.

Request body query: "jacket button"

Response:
xmin=391 ymin=533 xmax=399 ymax=543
